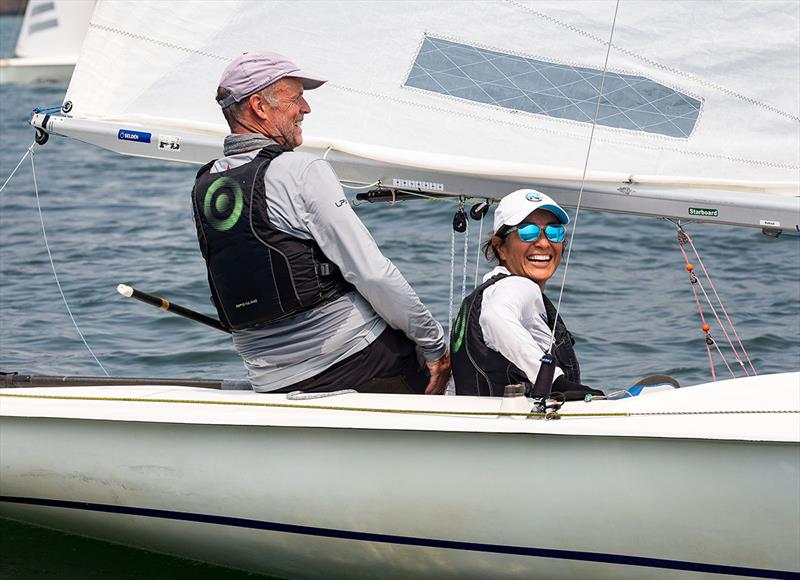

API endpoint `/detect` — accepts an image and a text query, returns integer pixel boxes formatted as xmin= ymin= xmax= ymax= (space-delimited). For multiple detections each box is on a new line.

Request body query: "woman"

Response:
xmin=451 ymin=189 xmax=602 ymax=401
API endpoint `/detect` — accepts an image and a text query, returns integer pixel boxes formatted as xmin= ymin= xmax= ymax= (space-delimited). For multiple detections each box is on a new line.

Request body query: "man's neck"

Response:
xmin=223 ymin=133 xmax=276 ymax=156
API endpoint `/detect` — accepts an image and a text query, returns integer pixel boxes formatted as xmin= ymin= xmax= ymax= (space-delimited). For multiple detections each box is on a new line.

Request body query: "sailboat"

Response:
xmin=1 ymin=1 xmax=798 ymax=578
xmin=0 ymin=0 xmax=95 ymax=85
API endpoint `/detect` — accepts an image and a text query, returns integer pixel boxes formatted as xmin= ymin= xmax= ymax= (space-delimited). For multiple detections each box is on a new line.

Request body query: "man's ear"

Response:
xmin=249 ymin=93 xmax=268 ymax=120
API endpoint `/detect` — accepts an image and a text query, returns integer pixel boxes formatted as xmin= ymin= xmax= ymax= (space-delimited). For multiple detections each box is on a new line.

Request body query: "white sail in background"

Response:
xmin=34 ymin=0 xmax=800 ymax=230
xmin=0 ymin=0 xmax=95 ymax=84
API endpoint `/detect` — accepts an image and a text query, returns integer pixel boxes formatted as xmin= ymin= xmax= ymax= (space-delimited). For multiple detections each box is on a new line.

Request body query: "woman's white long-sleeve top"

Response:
xmin=479 ymin=266 xmax=564 ymax=383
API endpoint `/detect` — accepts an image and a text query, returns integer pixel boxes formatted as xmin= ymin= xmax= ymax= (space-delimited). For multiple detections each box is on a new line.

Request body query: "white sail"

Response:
xmin=0 ymin=0 xmax=96 ymax=84
xmin=31 ymin=0 xmax=800 ymax=230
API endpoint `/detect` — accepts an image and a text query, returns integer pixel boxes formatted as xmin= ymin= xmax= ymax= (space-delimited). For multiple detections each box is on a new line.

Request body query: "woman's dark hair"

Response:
xmin=482 ymin=231 xmax=505 ymax=263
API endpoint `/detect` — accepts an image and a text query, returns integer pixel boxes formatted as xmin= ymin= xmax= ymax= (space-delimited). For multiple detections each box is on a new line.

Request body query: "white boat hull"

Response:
xmin=0 ymin=57 xmax=75 ymax=84
xmin=1 ymin=373 xmax=799 ymax=579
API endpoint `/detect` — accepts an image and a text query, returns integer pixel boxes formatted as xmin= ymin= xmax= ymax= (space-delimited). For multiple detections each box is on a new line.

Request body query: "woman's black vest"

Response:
xmin=191 ymin=145 xmax=353 ymax=330
xmin=450 ymin=273 xmax=580 ymax=396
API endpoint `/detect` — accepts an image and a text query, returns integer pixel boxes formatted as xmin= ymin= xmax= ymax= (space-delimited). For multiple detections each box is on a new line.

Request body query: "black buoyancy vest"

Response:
xmin=450 ymin=273 xmax=580 ymax=397
xmin=191 ymin=145 xmax=353 ymax=330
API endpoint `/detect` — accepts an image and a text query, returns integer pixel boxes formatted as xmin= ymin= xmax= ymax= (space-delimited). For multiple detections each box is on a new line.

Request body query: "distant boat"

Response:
xmin=0 ymin=0 xmax=95 ymax=85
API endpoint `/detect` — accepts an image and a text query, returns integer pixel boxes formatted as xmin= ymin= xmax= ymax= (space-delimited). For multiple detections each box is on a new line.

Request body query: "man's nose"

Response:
xmin=300 ymin=97 xmax=311 ymax=114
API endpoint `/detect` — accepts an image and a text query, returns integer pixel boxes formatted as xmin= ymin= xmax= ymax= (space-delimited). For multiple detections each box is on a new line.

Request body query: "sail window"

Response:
xmin=406 ymin=37 xmax=700 ymax=138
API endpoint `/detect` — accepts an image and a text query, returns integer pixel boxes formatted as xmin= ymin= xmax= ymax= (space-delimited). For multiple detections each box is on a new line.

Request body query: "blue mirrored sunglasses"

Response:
xmin=503 ymin=223 xmax=566 ymax=243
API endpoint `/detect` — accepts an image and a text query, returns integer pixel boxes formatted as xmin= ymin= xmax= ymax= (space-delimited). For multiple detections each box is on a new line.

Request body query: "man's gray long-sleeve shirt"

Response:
xmin=211 ymin=134 xmax=445 ymax=391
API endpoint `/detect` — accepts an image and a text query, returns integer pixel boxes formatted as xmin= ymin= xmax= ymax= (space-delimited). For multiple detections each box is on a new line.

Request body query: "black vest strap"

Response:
xmin=542 ymin=293 xmax=581 ymax=385
xmin=191 ymin=146 xmax=354 ymax=330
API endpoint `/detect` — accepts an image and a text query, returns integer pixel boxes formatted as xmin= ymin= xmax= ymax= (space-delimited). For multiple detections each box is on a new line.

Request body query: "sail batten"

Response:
xmin=38 ymin=0 xmax=799 ymax=229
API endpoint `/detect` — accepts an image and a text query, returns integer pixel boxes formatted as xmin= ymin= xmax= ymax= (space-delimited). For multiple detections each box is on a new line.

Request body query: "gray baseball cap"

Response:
xmin=217 ymin=51 xmax=326 ymax=109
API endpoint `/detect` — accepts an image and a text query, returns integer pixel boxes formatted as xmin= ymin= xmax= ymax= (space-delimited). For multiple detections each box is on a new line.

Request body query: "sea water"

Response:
xmin=1 ymin=14 xmax=799 ymax=579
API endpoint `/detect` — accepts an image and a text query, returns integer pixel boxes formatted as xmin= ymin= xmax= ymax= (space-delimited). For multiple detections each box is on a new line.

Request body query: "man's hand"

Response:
xmin=424 ymin=351 xmax=451 ymax=395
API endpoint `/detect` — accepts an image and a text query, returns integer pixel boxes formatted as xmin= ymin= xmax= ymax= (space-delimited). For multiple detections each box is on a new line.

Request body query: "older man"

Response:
xmin=191 ymin=51 xmax=450 ymax=394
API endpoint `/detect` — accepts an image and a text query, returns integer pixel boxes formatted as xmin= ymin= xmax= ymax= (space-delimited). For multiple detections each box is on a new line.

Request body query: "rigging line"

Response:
xmin=3 ymin=392 xmax=797 ymax=418
xmin=340 ymin=180 xmax=381 ymax=190
xmin=0 ymin=143 xmax=33 ymax=195
xmin=30 ymin=149 xmax=110 ymax=377
xmin=684 ymin=257 xmax=717 ymax=381
xmin=709 ymin=335 xmax=737 ymax=380
xmin=547 ymin=0 xmax=620 ymax=353
xmin=474 ymin=211 xmax=484 ymax=289
xmin=694 ymin=281 xmax=746 ymax=376
xmin=676 ymin=236 xmax=748 ymax=377
xmin=682 ymin=229 xmax=757 ymax=375
xmin=391 ymin=190 xmax=484 ymax=205
xmin=461 ymin=216 xmax=469 ymax=301
xmin=447 ymin=226 xmax=456 ymax=338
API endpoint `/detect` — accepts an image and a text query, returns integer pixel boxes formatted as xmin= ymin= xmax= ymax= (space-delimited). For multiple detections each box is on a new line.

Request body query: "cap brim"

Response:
xmin=504 ymin=204 xmax=570 ymax=227
xmin=540 ymin=204 xmax=570 ymax=225
xmin=296 ymin=74 xmax=326 ymax=90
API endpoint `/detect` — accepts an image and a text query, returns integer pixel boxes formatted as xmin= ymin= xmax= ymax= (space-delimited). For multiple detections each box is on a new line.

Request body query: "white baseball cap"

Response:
xmin=493 ymin=189 xmax=569 ymax=234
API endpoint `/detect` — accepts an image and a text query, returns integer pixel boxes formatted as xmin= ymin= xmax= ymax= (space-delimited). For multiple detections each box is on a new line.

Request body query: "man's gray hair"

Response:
xmin=216 ymin=84 xmax=281 ymax=129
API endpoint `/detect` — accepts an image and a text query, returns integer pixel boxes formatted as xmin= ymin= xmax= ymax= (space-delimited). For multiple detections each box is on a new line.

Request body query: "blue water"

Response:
xmin=1 ymin=13 xmax=799 ymax=578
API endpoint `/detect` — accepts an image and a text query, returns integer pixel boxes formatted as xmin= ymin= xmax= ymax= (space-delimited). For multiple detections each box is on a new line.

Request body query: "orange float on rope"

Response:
xmin=686 ymin=263 xmax=694 ymax=272
xmin=702 ymin=324 xmax=710 ymax=333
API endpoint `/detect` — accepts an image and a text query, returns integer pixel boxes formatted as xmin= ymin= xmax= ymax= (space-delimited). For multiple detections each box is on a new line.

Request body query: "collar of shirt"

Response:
xmin=483 ymin=265 xmax=511 ymax=283
xmin=223 ymin=133 xmax=278 ymax=157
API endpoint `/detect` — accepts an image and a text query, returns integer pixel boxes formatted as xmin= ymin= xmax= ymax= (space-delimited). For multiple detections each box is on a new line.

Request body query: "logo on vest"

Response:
xmin=204 ymin=177 xmax=243 ymax=232
xmin=525 ymin=192 xmax=542 ymax=202
xmin=451 ymin=305 xmax=467 ymax=353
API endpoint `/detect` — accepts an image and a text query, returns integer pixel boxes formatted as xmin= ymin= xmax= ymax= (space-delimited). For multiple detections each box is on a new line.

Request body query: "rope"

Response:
xmin=677 ymin=241 xmax=747 ymax=376
xmin=461 ymin=215 xmax=469 ymax=301
xmin=30 ymin=148 xmax=110 ymax=376
xmin=547 ymin=0 xmax=620 ymax=354
xmin=0 ymin=143 xmax=33 ymax=195
xmin=474 ymin=211 xmax=484 ymax=289
xmin=708 ymin=335 xmax=737 ymax=379
xmin=682 ymin=255 xmax=717 ymax=381
xmin=340 ymin=180 xmax=381 ymax=190
xmin=690 ymin=274 xmax=739 ymax=379
xmin=351 ymin=187 xmax=489 ymax=205
xmin=681 ymin=229 xmax=757 ymax=375
xmin=447 ymin=227 xmax=456 ymax=338
xmin=1 ymin=392 xmax=796 ymax=419
xmin=672 ymin=221 xmax=755 ymax=382
xmin=30 ymin=105 xmax=63 ymax=116
xmin=286 ymin=389 xmax=357 ymax=400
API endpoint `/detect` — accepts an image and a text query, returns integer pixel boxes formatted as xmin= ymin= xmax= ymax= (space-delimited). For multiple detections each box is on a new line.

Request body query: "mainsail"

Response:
xmin=30 ymin=0 xmax=800 ymax=230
